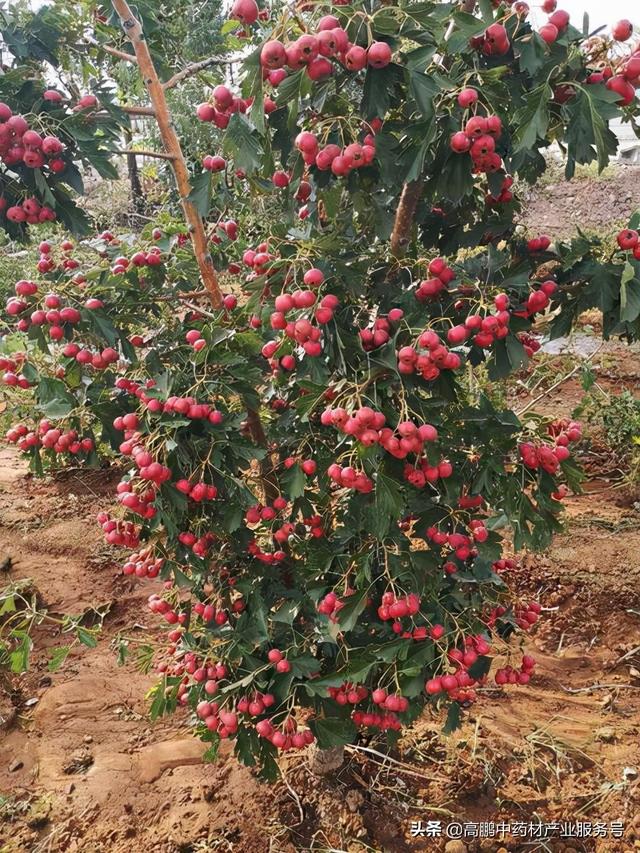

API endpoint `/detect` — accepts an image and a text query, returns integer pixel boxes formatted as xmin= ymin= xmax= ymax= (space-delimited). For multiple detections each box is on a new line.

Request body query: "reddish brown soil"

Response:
xmin=521 ymin=165 xmax=640 ymax=238
xmin=2 ymin=343 xmax=640 ymax=853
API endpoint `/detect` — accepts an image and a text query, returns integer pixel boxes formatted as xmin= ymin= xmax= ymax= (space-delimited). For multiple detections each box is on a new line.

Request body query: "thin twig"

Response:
xmin=559 ymin=682 xmax=640 ymax=694
xmin=614 ymin=645 xmax=640 ymax=667
xmin=516 ymin=342 xmax=604 ymax=417
xmin=117 ymin=148 xmax=176 ymax=160
xmin=85 ymin=37 xmax=137 ymax=64
xmin=162 ymin=55 xmax=242 ymax=90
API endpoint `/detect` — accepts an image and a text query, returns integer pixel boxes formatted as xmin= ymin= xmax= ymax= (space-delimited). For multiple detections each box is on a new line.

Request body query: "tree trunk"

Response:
xmin=123 ymin=128 xmax=145 ymax=214
xmin=389 ymin=180 xmax=424 ymax=259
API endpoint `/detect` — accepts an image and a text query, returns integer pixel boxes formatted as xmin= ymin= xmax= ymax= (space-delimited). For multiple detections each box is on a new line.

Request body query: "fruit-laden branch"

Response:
xmin=110 ymin=0 xmax=223 ymax=308
xmin=389 ymin=180 xmax=424 ymax=258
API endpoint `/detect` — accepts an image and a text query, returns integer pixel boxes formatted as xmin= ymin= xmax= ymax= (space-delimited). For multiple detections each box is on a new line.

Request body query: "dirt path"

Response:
xmin=1 ymin=342 xmax=640 ymax=852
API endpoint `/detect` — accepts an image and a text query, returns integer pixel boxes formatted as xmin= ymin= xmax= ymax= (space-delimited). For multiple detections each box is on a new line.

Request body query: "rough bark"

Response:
xmin=389 ymin=180 xmax=424 ymax=259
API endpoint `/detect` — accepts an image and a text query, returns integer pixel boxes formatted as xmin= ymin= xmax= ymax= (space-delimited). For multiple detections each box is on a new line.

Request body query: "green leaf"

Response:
xmin=48 ymin=645 xmax=71 ymax=672
xmin=76 ymin=627 xmax=98 ymax=648
xmin=186 ymin=171 xmax=212 ymax=218
xmin=620 ymin=261 xmax=640 ymax=323
xmin=9 ymin=634 xmax=31 ymax=673
xmin=408 ymin=69 xmax=438 ymax=120
xmin=442 ymin=701 xmax=462 ymax=734
xmin=513 ymin=83 xmax=552 ymax=152
xmin=335 ymin=589 xmax=368 ymax=633
xmin=223 ymin=113 xmax=264 ymax=174
xmin=36 ymin=377 xmax=76 ymax=419
xmin=309 ymin=716 xmax=357 ymax=748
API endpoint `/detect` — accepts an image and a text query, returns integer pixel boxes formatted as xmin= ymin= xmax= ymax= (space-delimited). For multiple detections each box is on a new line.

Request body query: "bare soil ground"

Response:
xmin=520 ymin=163 xmax=640 ymax=239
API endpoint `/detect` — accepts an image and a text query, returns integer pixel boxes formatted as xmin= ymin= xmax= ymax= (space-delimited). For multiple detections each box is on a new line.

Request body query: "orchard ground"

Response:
xmin=2 ymin=230 xmax=640 ymax=850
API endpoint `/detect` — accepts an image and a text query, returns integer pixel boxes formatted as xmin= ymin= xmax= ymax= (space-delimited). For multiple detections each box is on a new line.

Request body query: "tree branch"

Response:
xmin=163 ymin=57 xmax=225 ymax=91
xmin=117 ymin=148 xmax=176 ymax=160
xmin=85 ymin=37 xmax=137 ymax=64
xmin=121 ymin=105 xmax=156 ymax=117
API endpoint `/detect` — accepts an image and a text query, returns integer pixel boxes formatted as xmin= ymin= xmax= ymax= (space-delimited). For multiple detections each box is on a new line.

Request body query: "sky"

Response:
xmin=529 ymin=1 xmax=638 ymax=30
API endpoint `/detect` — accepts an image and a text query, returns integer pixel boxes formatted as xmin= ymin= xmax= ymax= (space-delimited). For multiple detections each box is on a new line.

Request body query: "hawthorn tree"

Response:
xmin=2 ymin=0 xmax=640 ymax=777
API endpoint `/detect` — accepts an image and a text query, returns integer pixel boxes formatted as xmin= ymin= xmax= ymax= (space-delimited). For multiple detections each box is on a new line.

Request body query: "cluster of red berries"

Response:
xmin=415 ymin=257 xmax=456 ymax=302
xmin=211 ymin=219 xmax=238 ymax=245
xmin=486 ymin=173 xmax=514 ymax=206
xmin=5 ymin=421 xmax=94 ymax=456
xmin=527 ymin=235 xmax=552 ymax=253
xmin=450 ymin=113 xmax=504 ymax=175
xmin=115 ymin=479 xmax=157 ymax=519
xmin=536 ymin=7 xmax=570 ymax=44
xmin=617 ymin=228 xmax=640 ymax=259
xmin=260 ymin=16 xmax=392 ymax=80
xmin=485 ymin=600 xmax=541 ymax=631
xmin=122 ymin=548 xmax=164 ymax=578
xmin=1 ymin=353 xmax=30 ymax=389
xmin=495 ymin=654 xmax=536 ymax=686
xmin=8 ymin=287 xmax=84 ymax=341
xmin=245 ymin=496 xmax=288 ymax=524
xmin=196 ymin=84 xmax=254 ymax=130
xmin=521 ymin=280 xmax=557 ymax=318
xmin=317 ymin=589 xmax=348 ymax=621
xmin=147 ymin=593 xmax=186 ymax=626
xmin=97 ymin=512 xmax=140 ymax=548
xmin=359 ymin=309 xmax=403 ymax=350
xmin=397 ymin=336 xmax=461 ymax=382
xmin=514 ymin=601 xmax=542 ymax=631
xmin=321 ymin=406 xmax=438 ymax=457
xmin=0 ymin=100 xmax=65 ymax=184
xmin=175 ymin=479 xmax=218 ymax=502
xmin=520 ymin=421 xmax=580 ymax=475
xmin=492 ymin=557 xmax=518 ymax=573
xmin=470 ymin=22 xmax=511 ymax=56
xmin=178 ymin=530 xmax=217 ymax=558
xmin=236 ymin=691 xmax=276 ymax=716
xmin=266 ymin=648 xmax=292 ymax=673
xmin=328 ymin=682 xmax=369 ymax=705
xmin=112 ymin=248 xmax=163 ymax=274
xmin=63 ymin=344 xmax=119 ymax=369
xmin=255 ymin=717 xmax=316 ymax=751
xmin=377 ymin=591 xmax=420 ymax=622
xmin=195 ymin=701 xmax=238 ymax=738
xmin=426 ymin=523 xmax=487 ymax=569
xmin=519 ymin=332 xmax=542 ymax=359
xmin=327 ymin=464 xmax=374 ymax=493
xmin=294 ymin=129 xmax=376 ymax=178
xmin=425 ymin=635 xmax=491 ymax=702
xmin=447 ymin=297 xmax=512 ymax=349
xmin=247 ymin=538 xmax=287 ymax=564
xmin=351 ymin=709 xmax=402 ymax=731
